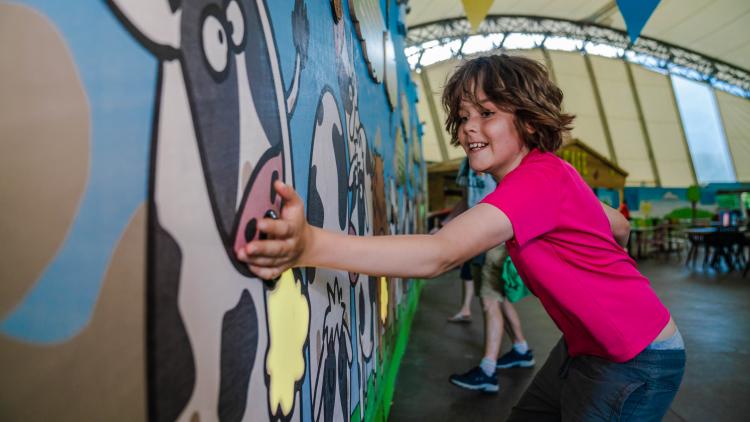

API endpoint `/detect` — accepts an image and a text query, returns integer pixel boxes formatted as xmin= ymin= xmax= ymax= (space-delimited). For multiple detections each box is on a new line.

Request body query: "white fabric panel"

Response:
xmin=508 ymin=49 xmax=546 ymax=63
xmin=406 ymin=0 xmax=750 ymax=71
xmin=606 ymin=0 xmax=750 ymax=70
xmin=406 ymin=0 xmax=603 ymax=29
xmin=690 ymin=11 xmax=750 ymax=71
xmin=413 ymin=73 xmax=443 ymax=163
xmin=413 ymin=60 xmax=466 ymax=162
xmin=425 ymin=59 xmax=470 ymax=160
xmin=589 ymin=55 xmax=654 ymax=185
xmin=630 ymin=64 xmax=695 ymax=187
xmin=522 ymin=0 xmax=607 ymax=19
xmin=406 ymin=1 xmax=464 ymax=29
xmin=716 ymin=90 xmax=750 ymax=182
xmin=548 ymin=50 xmax=610 ymax=160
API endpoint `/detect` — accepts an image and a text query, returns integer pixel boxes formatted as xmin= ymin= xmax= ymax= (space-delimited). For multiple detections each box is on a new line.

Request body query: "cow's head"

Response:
xmin=110 ymin=0 xmax=289 ymax=276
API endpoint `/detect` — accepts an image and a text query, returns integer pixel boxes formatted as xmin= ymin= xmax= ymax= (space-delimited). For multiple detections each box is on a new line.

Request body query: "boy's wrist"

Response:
xmin=297 ymin=223 xmax=316 ymax=268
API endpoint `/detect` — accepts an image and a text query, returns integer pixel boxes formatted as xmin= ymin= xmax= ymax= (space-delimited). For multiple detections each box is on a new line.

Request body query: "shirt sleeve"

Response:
xmin=480 ymin=163 xmax=562 ymax=247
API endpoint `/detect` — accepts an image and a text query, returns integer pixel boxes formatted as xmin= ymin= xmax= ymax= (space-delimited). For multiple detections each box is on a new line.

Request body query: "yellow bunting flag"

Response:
xmin=461 ymin=0 xmax=495 ymax=33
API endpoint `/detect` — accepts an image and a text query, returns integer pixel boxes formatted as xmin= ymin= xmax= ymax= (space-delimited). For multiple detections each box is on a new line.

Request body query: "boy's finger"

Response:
xmin=245 ymin=239 xmax=289 ymax=257
xmin=258 ymin=218 xmax=293 ymax=238
xmin=236 ymin=247 xmax=248 ymax=262
xmin=245 ymin=255 xmax=292 ymax=267
xmin=273 ymin=180 xmax=302 ymax=207
xmin=249 ymin=265 xmax=282 ymax=281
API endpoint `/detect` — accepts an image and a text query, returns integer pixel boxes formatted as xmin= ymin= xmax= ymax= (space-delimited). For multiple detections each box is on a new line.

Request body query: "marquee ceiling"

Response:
xmin=402 ymin=1 xmax=750 ymax=185
xmin=405 ymin=0 xmax=750 ymax=71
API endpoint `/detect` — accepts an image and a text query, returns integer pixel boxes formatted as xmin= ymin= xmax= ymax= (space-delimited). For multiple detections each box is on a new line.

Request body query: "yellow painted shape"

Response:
xmin=640 ymin=201 xmax=653 ymax=217
xmin=266 ymin=270 xmax=310 ymax=416
xmin=461 ymin=0 xmax=495 ymax=32
xmin=379 ymin=277 xmax=388 ymax=324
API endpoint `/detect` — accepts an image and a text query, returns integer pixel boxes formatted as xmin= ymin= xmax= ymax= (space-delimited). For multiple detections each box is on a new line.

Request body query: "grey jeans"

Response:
xmin=508 ymin=337 xmax=685 ymax=421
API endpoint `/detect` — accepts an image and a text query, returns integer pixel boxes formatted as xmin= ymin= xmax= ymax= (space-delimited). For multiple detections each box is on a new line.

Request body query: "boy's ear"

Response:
xmin=524 ymin=122 xmax=535 ymax=134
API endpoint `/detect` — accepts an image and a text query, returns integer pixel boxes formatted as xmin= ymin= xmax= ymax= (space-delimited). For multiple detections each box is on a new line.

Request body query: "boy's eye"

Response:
xmin=481 ymin=111 xmax=494 ymax=117
xmin=458 ymin=116 xmax=468 ymax=123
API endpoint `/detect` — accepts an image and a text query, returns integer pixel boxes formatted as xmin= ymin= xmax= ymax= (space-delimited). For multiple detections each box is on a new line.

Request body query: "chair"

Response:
xmin=648 ymin=223 xmax=681 ymax=261
xmin=707 ymin=229 xmax=746 ymax=272
xmin=739 ymin=231 xmax=750 ymax=277
xmin=685 ymin=230 xmax=710 ymax=268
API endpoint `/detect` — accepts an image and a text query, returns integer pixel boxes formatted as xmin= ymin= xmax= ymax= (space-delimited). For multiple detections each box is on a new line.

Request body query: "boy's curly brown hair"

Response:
xmin=442 ymin=54 xmax=575 ymax=152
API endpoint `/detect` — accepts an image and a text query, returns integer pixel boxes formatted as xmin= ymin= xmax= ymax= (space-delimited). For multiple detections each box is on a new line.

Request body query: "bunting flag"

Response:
xmin=616 ymin=0 xmax=661 ymax=43
xmin=461 ymin=0 xmax=495 ymax=33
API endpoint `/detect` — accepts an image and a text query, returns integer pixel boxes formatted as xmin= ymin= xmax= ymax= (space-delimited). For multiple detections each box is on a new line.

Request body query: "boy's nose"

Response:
xmin=463 ymin=117 xmax=479 ymax=132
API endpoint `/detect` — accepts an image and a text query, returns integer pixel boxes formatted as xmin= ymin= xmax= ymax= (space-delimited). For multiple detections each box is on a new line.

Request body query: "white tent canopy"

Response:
xmin=406 ymin=0 xmax=750 ymax=71
xmin=404 ymin=0 xmax=750 ymax=186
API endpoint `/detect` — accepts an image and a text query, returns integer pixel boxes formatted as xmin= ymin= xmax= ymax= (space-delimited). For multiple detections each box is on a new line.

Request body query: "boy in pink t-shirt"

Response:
xmin=238 ymin=54 xmax=685 ymax=421
xmin=481 ymin=149 xmax=670 ymax=362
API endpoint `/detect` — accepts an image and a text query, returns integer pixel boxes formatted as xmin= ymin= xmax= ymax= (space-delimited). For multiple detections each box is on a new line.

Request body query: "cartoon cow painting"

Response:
xmin=305 ymin=87 xmax=353 ymax=422
xmin=304 ymin=16 xmax=381 ymax=417
xmin=0 ymin=0 xmax=427 ymax=420
xmin=107 ymin=0 xmax=308 ymax=420
xmin=333 ymin=20 xmax=379 ymax=417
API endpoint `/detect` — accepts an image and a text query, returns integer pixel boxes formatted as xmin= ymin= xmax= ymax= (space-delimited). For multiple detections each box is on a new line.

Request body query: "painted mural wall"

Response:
xmin=0 ymin=0 xmax=425 ymax=420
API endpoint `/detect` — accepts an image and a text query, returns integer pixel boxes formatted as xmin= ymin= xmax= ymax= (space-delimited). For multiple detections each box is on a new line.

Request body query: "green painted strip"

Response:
xmin=365 ymin=280 xmax=424 ymax=422
xmin=351 ymin=403 xmax=361 ymax=421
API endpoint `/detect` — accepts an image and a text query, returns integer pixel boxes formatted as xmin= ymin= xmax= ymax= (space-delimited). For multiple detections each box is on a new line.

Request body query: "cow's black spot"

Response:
xmin=244 ymin=218 xmax=257 ymax=243
xmin=218 ymin=290 xmax=258 ymax=422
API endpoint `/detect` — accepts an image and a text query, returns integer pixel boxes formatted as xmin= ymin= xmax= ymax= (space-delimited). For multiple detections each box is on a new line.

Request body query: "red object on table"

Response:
xmin=618 ymin=202 xmax=630 ymax=220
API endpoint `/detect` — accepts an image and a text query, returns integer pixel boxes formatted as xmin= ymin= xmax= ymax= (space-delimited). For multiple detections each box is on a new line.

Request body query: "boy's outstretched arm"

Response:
xmin=237 ymin=180 xmax=514 ymax=280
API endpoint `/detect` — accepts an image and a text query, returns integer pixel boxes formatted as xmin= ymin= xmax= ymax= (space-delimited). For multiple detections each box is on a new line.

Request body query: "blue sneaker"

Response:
xmin=449 ymin=366 xmax=499 ymax=393
xmin=496 ymin=349 xmax=535 ymax=369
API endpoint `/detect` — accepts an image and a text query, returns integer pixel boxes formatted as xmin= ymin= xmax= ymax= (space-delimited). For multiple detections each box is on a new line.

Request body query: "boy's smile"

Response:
xmin=467 ymin=141 xmax=488 ymax=151
xmin=457 ymin=88 xmax=529 ymax=180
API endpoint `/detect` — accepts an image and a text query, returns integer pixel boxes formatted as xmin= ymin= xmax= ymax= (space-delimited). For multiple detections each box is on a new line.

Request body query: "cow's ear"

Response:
xmin=109 ymin=0 xmax=181 ymax=52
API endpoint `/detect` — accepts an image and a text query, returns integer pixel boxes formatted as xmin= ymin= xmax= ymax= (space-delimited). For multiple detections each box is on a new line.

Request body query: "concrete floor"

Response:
xmin=390 ymin=259 xmax=750 ymax=421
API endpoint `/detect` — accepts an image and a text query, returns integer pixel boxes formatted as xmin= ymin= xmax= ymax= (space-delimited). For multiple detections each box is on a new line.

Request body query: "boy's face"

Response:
xmin=457 ymin=88 xmax=528 ymax=179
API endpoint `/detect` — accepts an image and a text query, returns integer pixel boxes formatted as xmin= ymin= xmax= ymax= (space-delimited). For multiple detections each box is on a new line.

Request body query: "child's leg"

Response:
xmin=459 ymin=279 xmax=474 ymax=314
xmin=507 ymin=338 xmax=567 ymax=422
xmin=480 ymin=297 xmax=503 ymax=362
xmin=448 ymin=262 xmax=474 ymax=320
xmin=500 ymin=300 xmax=525 ymax=344
xmin=478 ymin=247 xmax=507 ymax=363
xmin=498 ymin=300 xmax=534 ymax=366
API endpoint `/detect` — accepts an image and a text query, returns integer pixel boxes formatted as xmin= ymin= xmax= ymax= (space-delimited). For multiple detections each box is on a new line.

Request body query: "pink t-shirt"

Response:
xmin=481 ymin=149 xmax=670 ymax=362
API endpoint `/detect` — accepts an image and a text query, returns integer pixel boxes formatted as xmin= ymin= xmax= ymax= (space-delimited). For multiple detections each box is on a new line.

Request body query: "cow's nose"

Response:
xmin=232 ymin=151 xmax=283 ymax=269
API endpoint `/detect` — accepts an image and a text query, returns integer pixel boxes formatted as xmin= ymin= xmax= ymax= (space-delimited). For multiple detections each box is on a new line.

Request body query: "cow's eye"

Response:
xmin=226 ymin=0 xmax=246 ymax=49
xmin=201 ymin=12 xmax=229 ymax=75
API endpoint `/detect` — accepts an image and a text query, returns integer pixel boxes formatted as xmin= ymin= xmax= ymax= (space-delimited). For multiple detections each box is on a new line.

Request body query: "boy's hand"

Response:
xmin=236 ymin=180 xmax=309 ymax=280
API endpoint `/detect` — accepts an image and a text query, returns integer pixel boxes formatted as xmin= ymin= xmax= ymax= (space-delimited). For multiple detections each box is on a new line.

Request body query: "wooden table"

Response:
xmin=628 ymin=224 xmax=684 ymax=260
xmin=628 ymin=226 xmax=655 ymax=259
